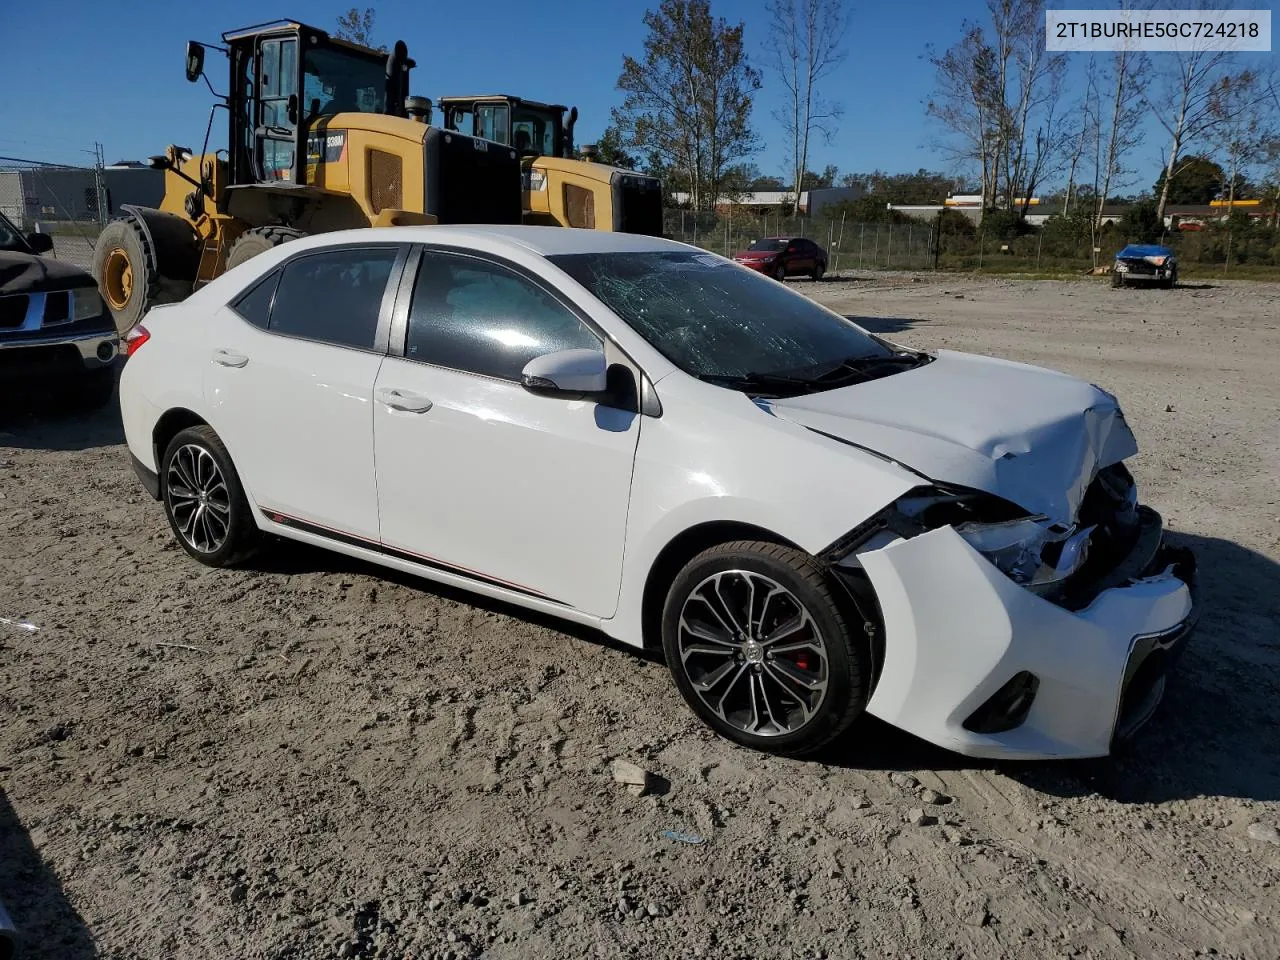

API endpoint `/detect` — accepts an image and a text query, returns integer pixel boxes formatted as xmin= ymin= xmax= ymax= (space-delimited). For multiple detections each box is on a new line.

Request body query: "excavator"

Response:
xmin=92 ymin=20 xmax=524 ymax=334
xmin=437 ymin=95 xmax=663 ymax=236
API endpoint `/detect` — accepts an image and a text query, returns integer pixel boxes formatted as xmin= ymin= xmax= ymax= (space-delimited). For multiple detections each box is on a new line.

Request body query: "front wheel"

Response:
xmin=773 ymin=262 xmax=787 ymax=282
xmin=1111 ymin=271 xmax=1123 ymax=288
xmin=161 ymin=425 xmax=261 ymax=567
xmin=661 ymin=540 xmax=870 ymax=756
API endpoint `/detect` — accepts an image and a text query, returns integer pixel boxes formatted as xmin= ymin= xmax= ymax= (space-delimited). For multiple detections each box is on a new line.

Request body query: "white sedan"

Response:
xmin=118 ymin=226 xmax=1198 ymax=759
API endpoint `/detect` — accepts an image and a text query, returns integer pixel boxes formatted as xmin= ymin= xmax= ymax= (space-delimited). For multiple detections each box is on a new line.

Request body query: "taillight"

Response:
xmin=123 ymin=324 xmax=150 ymax=357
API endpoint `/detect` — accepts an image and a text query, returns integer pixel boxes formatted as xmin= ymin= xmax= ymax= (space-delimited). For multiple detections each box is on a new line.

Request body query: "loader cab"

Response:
xmin=439 ymin=95 xmax=576 ymax=159
xmin=217 ymin=20 xmax=412 ymax=187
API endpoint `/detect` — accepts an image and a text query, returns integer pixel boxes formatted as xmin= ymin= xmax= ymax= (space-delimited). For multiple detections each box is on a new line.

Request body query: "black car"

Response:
xmin=0 ymin=212 xmax=119 ymax=409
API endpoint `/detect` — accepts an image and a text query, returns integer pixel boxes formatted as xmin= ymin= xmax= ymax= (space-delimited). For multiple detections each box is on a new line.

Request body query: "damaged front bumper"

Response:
xmin=843 ymin=506 xmax=1197 ymax=760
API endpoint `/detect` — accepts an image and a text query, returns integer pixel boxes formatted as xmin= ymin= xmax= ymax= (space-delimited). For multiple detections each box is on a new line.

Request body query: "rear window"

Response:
xmin=268 ymin=248 xmax=397 ymax=350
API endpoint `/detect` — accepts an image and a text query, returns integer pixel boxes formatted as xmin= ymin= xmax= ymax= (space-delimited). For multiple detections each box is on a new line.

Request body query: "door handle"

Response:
xmin=212 ymin=348 xmax=249 ymax=368
xmin=376 ymin=386 xmax=433 ymax=413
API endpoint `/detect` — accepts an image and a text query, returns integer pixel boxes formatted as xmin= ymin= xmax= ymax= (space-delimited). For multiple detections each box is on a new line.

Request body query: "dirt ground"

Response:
xmin=2 ymin=272 xmax=1278 ymax=960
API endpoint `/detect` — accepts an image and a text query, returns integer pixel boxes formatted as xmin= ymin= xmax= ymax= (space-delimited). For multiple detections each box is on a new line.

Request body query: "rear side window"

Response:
xmin=268 ymin=248 xmax=398 ymax=350
xmin=231 ymin=271 xmax=279 ymax=328
xmin=405 ymin=252 xmax=600 ymax=380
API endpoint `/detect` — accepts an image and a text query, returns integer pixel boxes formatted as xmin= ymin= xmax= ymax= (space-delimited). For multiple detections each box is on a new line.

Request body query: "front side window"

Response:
xmin=549 ymin=251 xmax=896 ymax=386
xmin=268 ymin=247 xmax=397 ymax=349
xmin=512 ymin=107 xmax=557 ymax=156
xmin=406 ymin=252 xmax=600 ymax=380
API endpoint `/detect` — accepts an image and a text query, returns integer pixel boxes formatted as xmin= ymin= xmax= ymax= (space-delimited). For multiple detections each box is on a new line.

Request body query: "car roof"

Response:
xmin=287 ymin=224 xmax=691 ymax=258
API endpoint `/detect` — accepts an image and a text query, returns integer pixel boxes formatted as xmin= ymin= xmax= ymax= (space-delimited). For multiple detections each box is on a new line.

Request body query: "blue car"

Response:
xmin=1113 ymin=243 xmax=1177 ymax=289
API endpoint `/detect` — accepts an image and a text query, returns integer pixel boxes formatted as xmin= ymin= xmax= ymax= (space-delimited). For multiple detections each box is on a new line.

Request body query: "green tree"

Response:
xmin=334 ymin=7 xmax=386 ymax=52
xmin=612 ymin=0 xmax=760 ymax=210
xmin=594 ymin=125 xmax=637 ymax=169
xmin=1152 ymin=155 xmax=1232 ymax=205
xmin=1118 ymin=200 xmax=1163 ymax=243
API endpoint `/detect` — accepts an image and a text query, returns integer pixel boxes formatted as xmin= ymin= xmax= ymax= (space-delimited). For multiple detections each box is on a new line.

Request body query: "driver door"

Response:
xmin=256 ymin=37 xmax=299 ymax=181
xmin=372 ymin=248 xmax=641 ymax=617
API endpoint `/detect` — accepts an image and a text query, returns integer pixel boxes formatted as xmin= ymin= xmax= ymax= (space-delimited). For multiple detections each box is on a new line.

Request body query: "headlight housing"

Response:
xmin=71 ymin=287 xmax=105 ymax=321
xmin=954 ymin=517 xmax=1093 ymax=594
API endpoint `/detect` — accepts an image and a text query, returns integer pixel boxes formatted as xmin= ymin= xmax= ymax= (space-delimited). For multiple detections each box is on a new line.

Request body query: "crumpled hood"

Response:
xmin=765 ymin=350 xmax=1138 ymax=524
xmin=0 ymin=250 xmax=95 ymax=294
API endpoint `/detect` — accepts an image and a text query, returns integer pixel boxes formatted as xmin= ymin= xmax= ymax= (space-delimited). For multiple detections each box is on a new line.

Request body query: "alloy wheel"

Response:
xmin=675 ymin=570 xmax=830 ymax=736
xmin=165 ymin=443 xmax=231 ymax=553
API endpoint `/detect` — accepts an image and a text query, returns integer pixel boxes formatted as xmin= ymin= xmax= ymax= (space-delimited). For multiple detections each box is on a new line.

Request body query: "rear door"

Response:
xmin=372 ymin=246 xmax=641 ymax=616
xmin=203 ymin=243 xmax=405 ymax=541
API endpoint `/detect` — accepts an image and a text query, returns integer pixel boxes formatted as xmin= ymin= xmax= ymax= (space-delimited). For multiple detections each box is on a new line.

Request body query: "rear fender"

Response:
xmin=120 ymin=205 xmax=200 ymax=282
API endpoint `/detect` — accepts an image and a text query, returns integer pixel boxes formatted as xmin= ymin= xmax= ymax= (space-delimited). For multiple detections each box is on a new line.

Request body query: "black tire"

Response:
xmin=161 ymin=425 xmax=260 ymax=567
xmin=661 ymin=540 xmax=870 ymax=756
xmin=1111 ymin=271 xmax=1123 ymax=288
xmin=811 ymin=260 xmax=826 ymax=281
xmin=1164 ymin=268 xmax=1177 ymax=289
xmin=93 ymin=217 xmax=156 ymax=336
xmin=225 ymin=226 xmax=308 ymax=271
xmin=773 ymin=262 xmax=787 ymax=282
xmin=73 ymin=367 xmax=117 ymax=411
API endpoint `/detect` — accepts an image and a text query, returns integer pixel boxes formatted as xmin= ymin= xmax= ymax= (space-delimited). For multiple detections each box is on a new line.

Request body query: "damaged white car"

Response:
xmin=119 ymin=226 xmax=1198 ymax=760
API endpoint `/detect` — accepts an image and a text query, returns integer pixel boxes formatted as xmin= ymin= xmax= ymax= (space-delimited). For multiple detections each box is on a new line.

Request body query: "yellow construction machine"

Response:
xmin=93 ymin=20 xmax=523 ymax=333
xmin=437 ymin=95 xmax=664 ymax=235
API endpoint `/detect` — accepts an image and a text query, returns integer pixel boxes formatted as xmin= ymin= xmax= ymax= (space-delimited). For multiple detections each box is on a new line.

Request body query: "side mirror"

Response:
xmin=185 ymin=41 xmax=206 ymax=83
xmin=520 ymin=348 xmax=608 ymax=395
xmin=25 ymin=232 xmax=53 ymax=254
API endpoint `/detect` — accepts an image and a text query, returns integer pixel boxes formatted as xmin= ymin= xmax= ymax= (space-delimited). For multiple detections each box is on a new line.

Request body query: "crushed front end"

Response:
xmin=824 ymin=465 xmax=1198 ymax=759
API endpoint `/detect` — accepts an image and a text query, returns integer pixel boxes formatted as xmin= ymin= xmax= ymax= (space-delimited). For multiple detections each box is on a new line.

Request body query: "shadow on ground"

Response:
xmin=844 ymin=314 xmax=933 ymax=335
xmin=221 ymin=495 xmax=1280 ymax=806
xmin=0 ymin=791 xmax=96 ymax=959
xmin=0 ymin=365 xmax=123 ymax=451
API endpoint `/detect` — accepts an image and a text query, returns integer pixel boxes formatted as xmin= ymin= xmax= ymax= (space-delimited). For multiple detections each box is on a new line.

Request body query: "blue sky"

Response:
xmin=0 ymin=1 xmax=1271 ymax=194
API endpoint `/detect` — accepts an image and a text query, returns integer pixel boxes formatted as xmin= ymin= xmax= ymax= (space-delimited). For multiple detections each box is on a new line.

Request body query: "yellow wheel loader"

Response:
xmin=437 ymin=95 xmax=663 ymax=235
xmin=93 ymin=20 xmax=522 ymax=334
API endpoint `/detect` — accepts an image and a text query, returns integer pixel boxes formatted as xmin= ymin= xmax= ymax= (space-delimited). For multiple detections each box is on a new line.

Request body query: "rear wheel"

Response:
xmin=93 ymin=217 xmax=156 ymax=336
xmin=161 ymin=425 xmax=261 ymax=567
xmin=661 ymin=540 xmax=869 ymax=756
xmin=811 ymin=260 xmax=826 ymax=281
xmin=225 ymin=226 xmax=308 ymax=271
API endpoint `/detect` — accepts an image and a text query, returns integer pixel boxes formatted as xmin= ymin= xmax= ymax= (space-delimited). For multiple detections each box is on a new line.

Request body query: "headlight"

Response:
xmin=956 ymin=517 xmax=1093 ymax=593
xmin=71 ymin=288 xmax=105 ymax=321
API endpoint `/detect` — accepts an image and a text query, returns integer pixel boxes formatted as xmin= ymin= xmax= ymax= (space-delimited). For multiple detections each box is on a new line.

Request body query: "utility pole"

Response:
xmin=92 ymin=141 xmax=107 ymax=226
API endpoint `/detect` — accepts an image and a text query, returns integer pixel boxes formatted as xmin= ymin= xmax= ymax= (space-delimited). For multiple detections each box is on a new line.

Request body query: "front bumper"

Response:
xmin=1114 ymin=260 xmax=1173 ymax=281
xmin=733 ymin=259 xmax=774 ymax=273
xmin=854 ymin=508 xmax=1197 ymax=759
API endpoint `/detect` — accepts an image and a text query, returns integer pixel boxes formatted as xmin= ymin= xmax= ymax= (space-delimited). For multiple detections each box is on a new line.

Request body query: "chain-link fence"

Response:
xmin=664 ymin=208 xmax=1280 ymax=276
xmin=0 ymin=156 xmax=108 ymax=269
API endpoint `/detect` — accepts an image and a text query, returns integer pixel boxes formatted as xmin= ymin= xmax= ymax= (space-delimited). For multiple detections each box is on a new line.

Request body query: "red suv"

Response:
xmin=731 ymin=237 xmax=828 ymax=281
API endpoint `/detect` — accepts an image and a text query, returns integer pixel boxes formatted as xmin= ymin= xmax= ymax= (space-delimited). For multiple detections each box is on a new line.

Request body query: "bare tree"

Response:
xmin=1139 ymin=8 xmax=1269 ymax=223
xmin=927 ymin=25 xmax=1001 ymax=209
xmin=613 ymin=0 xmax=760 ymax=210
xmin=765 ymin=0 xmax=849 ymax=208
xmin=1207 ymin=69 xmax=1271 ymax=207
xmin=1061 ymin=57 xmax=1100 ymax=217
xmin=927 ymin=0 xmax=1065 ymax=217
xmin=1094 ymin=44 xmax=1149 ymax=235
xmin=335 ymin=7 xmax=385 ymax=52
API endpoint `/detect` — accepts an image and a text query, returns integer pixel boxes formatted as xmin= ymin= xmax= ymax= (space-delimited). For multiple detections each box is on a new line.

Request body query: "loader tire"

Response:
xmin=225 ymin=226 xmax=308 ymax=271
xmin=94 ymin=217 xmax=157 ymax=336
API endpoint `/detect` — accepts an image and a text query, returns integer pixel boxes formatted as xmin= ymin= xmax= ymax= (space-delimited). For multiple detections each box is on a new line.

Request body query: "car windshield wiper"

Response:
xmin=810 ymin=351 xmax=930 ymax=383
xmin=696 ymin=371 xmax=822 ymax=396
